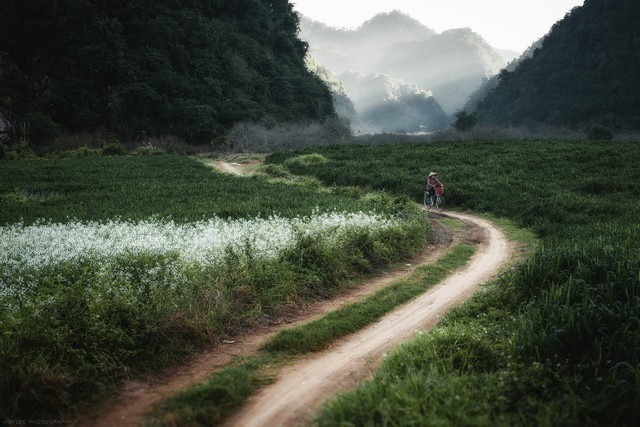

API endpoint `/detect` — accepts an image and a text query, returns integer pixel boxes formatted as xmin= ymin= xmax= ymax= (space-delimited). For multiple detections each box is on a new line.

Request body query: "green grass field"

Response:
xmin=267 ymin=139 xmax=640 ymax=426
xmin=2 ymin=138 xmax=639 ymax=425
xmin=268 ymin=139 xmax=640 ymax=238
xmin=0 ymin=155 xmax=389 ymax=225
xmin=0 ymin=155 xmax=429 ymax=418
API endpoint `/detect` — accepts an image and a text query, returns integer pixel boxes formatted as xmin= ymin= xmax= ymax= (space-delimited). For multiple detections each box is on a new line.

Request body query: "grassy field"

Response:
xmin=269 ymin=139 xmax=640 ymax=238
xmin=0 ymin=155 xmax=386 ymax=225
xmin=149 ymin=244 xmax=478 ymax=426
xmin=3 ymin=138 xmax=639 ymax=424
xmin=0 ymin=155 xmax=430 ymax=418
xmin=267 ymin=139 xmax=640 ymax=425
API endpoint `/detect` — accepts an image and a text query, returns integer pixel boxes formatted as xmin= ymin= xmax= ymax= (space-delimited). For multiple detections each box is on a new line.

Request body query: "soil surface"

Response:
xmin=79 ymin=162 xmax=511 ymax=427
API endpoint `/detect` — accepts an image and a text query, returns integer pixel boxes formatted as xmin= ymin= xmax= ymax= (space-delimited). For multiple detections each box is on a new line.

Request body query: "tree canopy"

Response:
xmin=474 ymin=0 xmax=640 ymax=131
xmin=0 ymin=0 xmax=335 ymax=146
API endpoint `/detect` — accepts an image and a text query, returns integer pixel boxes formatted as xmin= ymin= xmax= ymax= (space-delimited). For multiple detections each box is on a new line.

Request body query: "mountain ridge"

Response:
xmin=473 ymin=0 xmax=640 ymax=131
xmin=300 ymin=10 xmax=507 ymax=131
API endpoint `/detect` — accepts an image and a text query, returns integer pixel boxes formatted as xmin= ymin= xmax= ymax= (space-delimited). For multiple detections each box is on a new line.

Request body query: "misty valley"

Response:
xmin=1 ymin=0 xmax=639 ymax=426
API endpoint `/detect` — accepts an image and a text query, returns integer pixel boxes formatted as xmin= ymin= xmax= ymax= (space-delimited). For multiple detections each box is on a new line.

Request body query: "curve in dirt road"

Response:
xmin=224 ymin=211 xmax=510 ymax=427
xmin=77 ymin=208 xmax=455 ymax=427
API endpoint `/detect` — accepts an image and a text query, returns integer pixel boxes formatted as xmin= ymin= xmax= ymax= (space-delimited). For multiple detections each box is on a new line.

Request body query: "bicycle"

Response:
xmin=423 ymin=190 xmax=445 ymax=212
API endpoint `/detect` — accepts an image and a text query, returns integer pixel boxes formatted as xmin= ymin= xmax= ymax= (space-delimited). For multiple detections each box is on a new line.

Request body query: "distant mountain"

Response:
xmin=337 ymin=71 xmax=450 ymax=133
xmin=473 ymin=0 xmax=640 ymax=131
xmin=299 ymin=11 xmax=435 ymax=73
xmin=374 ymin=28 xmax=505 ymax=113
xmin=299 ymin=10 xmax=507 ymax=117
xmin=305 ymin=56 xmax=358 ymax=124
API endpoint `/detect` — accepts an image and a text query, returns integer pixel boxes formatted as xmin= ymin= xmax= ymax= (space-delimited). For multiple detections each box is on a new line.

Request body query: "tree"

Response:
xmin=452 ymin=111 xmax=478 ymax=131
xmin=473 ymin=0 xmax=640 ymax=131
xmin=586 ymin=124 xmax=614 ymax=140
xmin=0 ymin=0 xmax=335 ymax=147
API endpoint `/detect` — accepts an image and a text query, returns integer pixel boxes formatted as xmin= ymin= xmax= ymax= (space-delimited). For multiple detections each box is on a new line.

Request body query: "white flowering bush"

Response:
xmin=0 ymin=211 xmax=401 ymax=306
xmin=0 ymin=209 xmax=429 ymax=415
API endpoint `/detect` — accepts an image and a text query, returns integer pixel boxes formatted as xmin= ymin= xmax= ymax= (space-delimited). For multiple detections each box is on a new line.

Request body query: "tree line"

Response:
xmin=0 ymin=0 xmax=335 ymax=147
xmin=474 ymin=0 xmax=640 ymax=132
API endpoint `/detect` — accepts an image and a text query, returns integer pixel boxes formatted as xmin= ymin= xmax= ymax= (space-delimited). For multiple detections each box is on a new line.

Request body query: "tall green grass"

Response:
xmin=270 ymin=141 xmax=640 ymax=424
xmin=268 ymin=139 xmax=640 ymax=238
xmin=317 ymin=226 xmax=640 ymax=426
xmin=262 ymin=244 xmax=475 ymax=355
xmin=0 ymin=156 xmax=385 ymax=225
xmin=0 ymin=156 xmax=430 ymax=418
xmin=148 ymin=242 xmax=476 ymax=427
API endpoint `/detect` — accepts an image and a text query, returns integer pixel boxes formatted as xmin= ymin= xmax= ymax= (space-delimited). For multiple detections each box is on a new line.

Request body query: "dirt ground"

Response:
xmin=78 ymin=163 xmax=511 ymax=427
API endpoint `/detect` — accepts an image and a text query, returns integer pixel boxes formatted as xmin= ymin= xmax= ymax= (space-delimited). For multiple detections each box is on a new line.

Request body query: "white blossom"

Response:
xmin=0 ymin=212 xmax=402 ymax=309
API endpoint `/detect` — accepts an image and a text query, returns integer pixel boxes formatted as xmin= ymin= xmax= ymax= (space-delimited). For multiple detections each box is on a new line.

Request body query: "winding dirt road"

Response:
xmin=80 ymin=212 xmax=457 ymax=427
xmin=224 ymin=211 xmax=509 ymax=427
xmin=81 ymin=162 xmax=512 ymax=426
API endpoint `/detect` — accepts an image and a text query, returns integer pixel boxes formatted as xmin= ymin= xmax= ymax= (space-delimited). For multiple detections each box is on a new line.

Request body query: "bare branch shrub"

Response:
xmin=136 ymin=135 xmax=212 ymax=155
xmin=228 ymin=116 xmax=353 ymax=153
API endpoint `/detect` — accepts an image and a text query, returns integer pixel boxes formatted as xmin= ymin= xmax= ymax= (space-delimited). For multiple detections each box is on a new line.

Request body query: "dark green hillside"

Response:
xmin=475 ymin=0 xmax=640 ymax=131
xmin=0 ymin=0 xmax=334 ymax=146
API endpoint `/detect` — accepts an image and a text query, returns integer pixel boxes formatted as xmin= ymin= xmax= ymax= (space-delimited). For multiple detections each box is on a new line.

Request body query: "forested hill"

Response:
xmin=474 ymin=0 xmax=640 ymax=132
xmin=0 ymin=0 xmax=335 ymax=146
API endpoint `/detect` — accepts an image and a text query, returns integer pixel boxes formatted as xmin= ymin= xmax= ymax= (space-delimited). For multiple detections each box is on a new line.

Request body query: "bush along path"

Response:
xmin=85 ymin=209 xmax=511 ymax=427
xmin=80 ymin=210 xmax=462 ymax=426
xmin=221 ymin=211 xmax=510 ymax=427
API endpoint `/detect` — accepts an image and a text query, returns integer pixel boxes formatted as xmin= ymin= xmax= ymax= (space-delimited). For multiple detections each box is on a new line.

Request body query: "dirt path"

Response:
xmin=224 ymin=211 xmax=510 ymax=427
xmin=80 ymin=162 xmax=511 ymax=426
xmin=79 ymin=213 xmax=456 ymax=426
xmin=214 ymin=161 xmax=244 ymax=175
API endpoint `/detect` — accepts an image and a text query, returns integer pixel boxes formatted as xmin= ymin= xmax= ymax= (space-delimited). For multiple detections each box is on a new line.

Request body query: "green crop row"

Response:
xmin=0 ymin=156 xmax=430 ymax=418
xmin=0 ymin=155 xmax=396 ymax=226
xmin=270 ymin=140 xmax=640 ymax=425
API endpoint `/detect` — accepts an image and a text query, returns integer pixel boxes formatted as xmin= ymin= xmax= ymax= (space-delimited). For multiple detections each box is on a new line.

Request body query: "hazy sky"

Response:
xmin=292 ymin=0 xmax=585 ymax=52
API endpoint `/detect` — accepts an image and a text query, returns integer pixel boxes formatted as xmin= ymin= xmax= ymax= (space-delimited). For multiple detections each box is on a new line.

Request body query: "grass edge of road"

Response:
xmin=146 ymin=214 xmax=535 ymax=427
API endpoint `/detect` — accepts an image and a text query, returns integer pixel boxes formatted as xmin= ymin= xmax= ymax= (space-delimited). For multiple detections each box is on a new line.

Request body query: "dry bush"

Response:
xmin=228 ymin=117 xmax=353 ymax=153
xmin=134 ymin=135 xmax=212 ymax=155
xmin=46 ymin=132 xmax=107 ymax=152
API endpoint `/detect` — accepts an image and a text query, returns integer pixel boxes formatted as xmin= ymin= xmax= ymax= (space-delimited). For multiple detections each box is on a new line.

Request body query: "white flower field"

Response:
xmin=0 ymin=211 xmax=402 ymax=310
xmin=0 ymin=155 xmax=430 ymax=417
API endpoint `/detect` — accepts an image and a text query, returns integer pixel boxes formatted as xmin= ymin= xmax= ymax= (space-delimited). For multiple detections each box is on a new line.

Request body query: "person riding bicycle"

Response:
xmin=425 ymin=172 xmax=444 ymax=205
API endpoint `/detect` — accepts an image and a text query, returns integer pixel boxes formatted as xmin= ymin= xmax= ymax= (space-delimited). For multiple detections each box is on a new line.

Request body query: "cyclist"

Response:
xmin=425 ymin=172 xmax=444 ymax=205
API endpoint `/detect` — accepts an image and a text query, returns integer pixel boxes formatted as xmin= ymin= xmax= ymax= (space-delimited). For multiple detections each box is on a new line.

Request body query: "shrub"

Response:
xmin=452 ymin=111 xmax=479 ymax=132
xmin=131 ymin=145 xmax=167 ymax=156
xmin=586 ymin=125 xmax=614 ymax=140
xmin=256 ymin=163 xmax=293 ymax=179
xmin=102 ymin=139 xmax=127 ymax=156
xmin=55 ymin=146 xmax=103 ymax=158
xmin=13 ymin=140 xmax=37 ymax=159
xmin=284 ymin=153 xmax=329 ymax=168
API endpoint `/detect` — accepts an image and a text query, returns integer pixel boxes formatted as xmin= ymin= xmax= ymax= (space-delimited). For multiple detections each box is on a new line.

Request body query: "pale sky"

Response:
xmin=291 ymin=0 xmax=585 ymax=52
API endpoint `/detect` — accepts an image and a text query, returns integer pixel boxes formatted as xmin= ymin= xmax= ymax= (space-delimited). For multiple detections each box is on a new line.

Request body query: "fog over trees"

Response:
xmin=299 ymin=10 xmax=514 ymax=133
